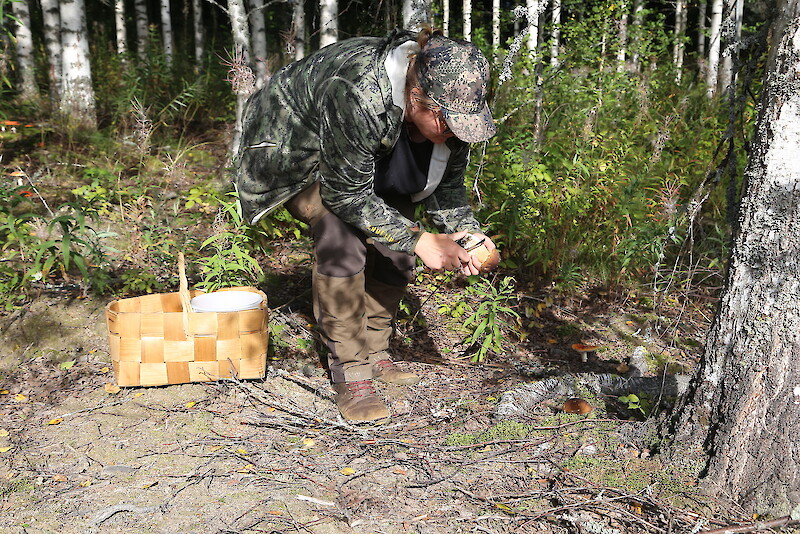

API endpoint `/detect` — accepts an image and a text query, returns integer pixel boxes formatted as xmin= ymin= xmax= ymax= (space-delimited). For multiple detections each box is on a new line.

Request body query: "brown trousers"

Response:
xmin=285 ymin=183 xmax=416 ymax=382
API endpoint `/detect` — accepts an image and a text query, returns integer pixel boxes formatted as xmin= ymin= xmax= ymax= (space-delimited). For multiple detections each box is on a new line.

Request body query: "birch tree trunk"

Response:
xmin=697 ymin=0 xmax=707 ymax=59
xmin=550 ymin=0 xmax=560 ymax=67
xmin=227 ymin=0 xmax=255 ymax=158
xmin=115 ymin=0 xmax=127 ymax=55
xmin=463 ymin=0 xmax=472 ymax=41
xmin=630 ymin=0 xmax=644 ymax=71
xmin=319 ymin=0 xmax=338 ymax=48
xmin=193 ymin=0 xmax=205 ymax=71
xmin=442 ymin=0 xmax=449 ymax=36
xmin=248 ymin=0 xmax=268 ymax=87
xmin=492 ymin=0 xmax=500 ymax=56
xmin=59 ymin=0 xmax=97 ymax=130
xmin=672 ymin=0 xmax=686 ymax=82
xmin=292 ymin=0 xmax=306 ymax=60
xmin=616 ymin=0 xmax=629 ymax=72
xmin=11 ymin=0 xmax=37 ymax=102
xmin=403 ymin=0 xmax=431 ymax=31
xmin=134 ymin=0 xmax=149 ymax=61
xmin=160 ymin=0 xmax=175 ymax=67
xmin=719 ymin=0 xmax=743 ymax=96
xmin=664 ymin=0 xmax=800 ymax=516
xmin=526 ymin=0 xmax=540 ymax=54
xmin=40 ymin=0 xmax=62 ymax=103
xmin=706 ymin=0 xmax=723 ymax=98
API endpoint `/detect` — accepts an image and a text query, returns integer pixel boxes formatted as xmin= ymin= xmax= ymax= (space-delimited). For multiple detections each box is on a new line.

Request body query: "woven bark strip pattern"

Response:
xmin=106 ymin=288 xmax=268 ymax=387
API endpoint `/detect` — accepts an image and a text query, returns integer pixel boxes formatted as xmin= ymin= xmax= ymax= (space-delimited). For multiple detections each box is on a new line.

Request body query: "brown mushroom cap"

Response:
xmin=563 ymin=398 xmax=593 ymax=414
xmin=471 ymin=245 xmax=501 ymax=273
xmin=571 ymin=343 xmax=601 ymax=352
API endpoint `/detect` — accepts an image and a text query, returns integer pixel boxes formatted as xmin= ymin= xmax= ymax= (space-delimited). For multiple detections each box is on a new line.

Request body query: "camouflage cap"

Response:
xmin=416 ymin=35 xmax=496 ymax=143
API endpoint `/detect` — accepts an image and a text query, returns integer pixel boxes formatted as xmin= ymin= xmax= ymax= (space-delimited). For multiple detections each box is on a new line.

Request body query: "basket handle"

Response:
xmin=178 ymin=252 xmax=193 ymax=336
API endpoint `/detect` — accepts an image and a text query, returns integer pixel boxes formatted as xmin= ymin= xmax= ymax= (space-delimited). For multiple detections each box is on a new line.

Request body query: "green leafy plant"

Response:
xmin=462 ymin=276 xmax=520 ymax=363
xmin=196 ymin=192 xmax=263 ymax=292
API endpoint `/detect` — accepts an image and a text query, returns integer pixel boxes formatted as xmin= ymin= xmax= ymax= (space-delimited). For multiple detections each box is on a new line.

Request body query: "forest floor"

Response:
xmin=0 ymin=252 xmax=764 ymax=534
xmin=0 ymin=124 xmax=783 ymax=533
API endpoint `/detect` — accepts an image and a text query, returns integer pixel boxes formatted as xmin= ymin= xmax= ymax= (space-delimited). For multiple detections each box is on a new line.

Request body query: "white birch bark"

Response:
xmin=719 ymin=0 xmax=743 ymax=95
xmin=319 ymin=0 xmax=338 ymax=48
xmin=293 ymin=0 xmax=306 ymax=60
xmin=697 ymin=0 xmax=707 ymax=59
xmin=550 ymin=0 xmax=561 ymax=67
xmin=248 ymin=0 xmax=268 ymax=87
xmin=404 ymin=0 xmax=431 ymax=31
xmin=630 ymin=0 xmax=644 ymax=71
xmin=442 ymin=0 xmax=449 ymax=36
xmin=134 ymin=0 xmax=149 ymax=61
xmin=667 ymin=2 xmax=800 ymax=515
xmin=40 ymin=0 xmax=62 ymax=103
xmin=492 ymin=0 xmax=500 ymax=56
xmin=160 ymin=0 xmax=175 ymax=67
xmin=227 ymin=0 xmax=254 ymax=158
xmin=463 ymin=0 xmax=472 ymax=41
xmin=115 ymin=0 xmax=127 ymax=55
xmin=526 ymin=0 xmax=540 ymax=54
xmin=706 ymin=0 xmax=723 ymax=98
xmin=59 ymin=0 xmax=97 ymax=129
xmin=616 ymin=0 xmax=629 ymax=72
xmin=673 ymin=0 xmax=687 ymax=82
xmin=11 ymin=0 xmax=37 ymax=101
xmin=193 ymin=0 xmax=205 ymax=70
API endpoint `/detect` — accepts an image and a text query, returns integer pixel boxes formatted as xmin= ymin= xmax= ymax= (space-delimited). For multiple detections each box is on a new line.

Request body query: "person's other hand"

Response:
xmin=414 ymin=231 xmax=473 ymax=272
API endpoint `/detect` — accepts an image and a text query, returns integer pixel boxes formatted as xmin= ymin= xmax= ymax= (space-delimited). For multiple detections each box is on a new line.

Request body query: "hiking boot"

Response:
xmin=372 ymin=358 xmax=420 ymax=386
xmin=332 ymin=380 xmax=390 ymax=423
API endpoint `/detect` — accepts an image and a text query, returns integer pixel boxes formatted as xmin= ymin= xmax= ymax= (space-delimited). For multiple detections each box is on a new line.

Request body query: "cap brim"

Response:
xmin=443 ymin=104 xmax=496 ymax=143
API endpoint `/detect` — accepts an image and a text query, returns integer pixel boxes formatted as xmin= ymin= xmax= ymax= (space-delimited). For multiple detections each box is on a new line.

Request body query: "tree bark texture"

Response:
xmin=292 ymin=0 xmax=306 ymax=60
xmin=11 ymin=0 xmax=37 ymax=101
xmin=550 ymin=0 xmax=560 ymax=67
xmin=706 ymin=0 xmax=723 ymax=97
xmin=463 ymin=0 xmax=472 ymax=41
xmin=319 ymin=0 xmax=338 ymax=47
xmin=114 ymin=0 xmax=127 ymax=55
xmin=666 ymin=0 xmax=800 ymax=516
xmin=160 ymin=0 xmax=175 ymax=67
xmin=40 ymin=0 xmax=62 ymax=103
xmin=134 ymin=0 xmax=149 ymax=61
xmin=59 ymin=0 xmax=97 ymax=129
xmin=248 ymin=0 xmax=269 ymax=87
xmin=192 ymin=0 xmax=205 ymax=70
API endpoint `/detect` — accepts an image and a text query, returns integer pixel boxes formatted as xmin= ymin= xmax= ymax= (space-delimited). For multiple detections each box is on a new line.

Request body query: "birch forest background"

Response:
xmin=1 ymin=2 xmax=796 ymax=533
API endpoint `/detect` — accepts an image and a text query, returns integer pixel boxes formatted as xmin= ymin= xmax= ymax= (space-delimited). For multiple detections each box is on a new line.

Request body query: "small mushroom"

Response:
xmin=571 ymin=343 xmax=601 ymax=363
xmin=563 ymin=398 xmax=593 ymax=414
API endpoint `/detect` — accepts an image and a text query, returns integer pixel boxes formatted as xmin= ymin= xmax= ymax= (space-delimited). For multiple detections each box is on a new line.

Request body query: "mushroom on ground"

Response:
xmin=471 ymin=245 xmax=501 ymax=273
xmin=572 ymin=343 xmax=601 ymax=363
xmin=563 ymin=398 xmax=593 ymax=414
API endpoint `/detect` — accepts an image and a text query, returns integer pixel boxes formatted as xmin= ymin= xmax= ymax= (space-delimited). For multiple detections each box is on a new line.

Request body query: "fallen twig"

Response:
xmin=92 ymin=503 xmax=167 ymax=526
xmin=698 ymin=516 xmax=799 ymax=534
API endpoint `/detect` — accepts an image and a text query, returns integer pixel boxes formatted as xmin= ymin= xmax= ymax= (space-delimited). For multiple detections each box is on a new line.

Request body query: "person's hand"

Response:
xmin=414 ymin=231 xmax=474 ymax=272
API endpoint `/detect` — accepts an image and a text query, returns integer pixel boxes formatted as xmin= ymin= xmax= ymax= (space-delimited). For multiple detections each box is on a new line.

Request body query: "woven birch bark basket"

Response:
xmin=105 ymin=254 xmax=268 ymax=387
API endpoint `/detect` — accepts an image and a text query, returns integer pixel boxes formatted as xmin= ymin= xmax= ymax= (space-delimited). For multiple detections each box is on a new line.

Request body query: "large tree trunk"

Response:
xmin=59 ymin=0 xmax=97 ymax=130
xmin=706 ymin=0 xmax=723 ymax=97
xmin=40 ymin=0 xmax=62 ymax=104
xmin=227 ymin=0 xmax=255 ymax=158
xmin=442 ymin=0 xmax=449 ymax=35
xmin=526 ymin=0 xmax=540 ymax=55
xmin=11 ymin=0 xmax=37 ymax=102
xmin=319 ymin=0 xmax=338 ymax=47
xmin=248 ymin=0 xmax=268 ymax=88
xmin=665 ymin=0 xmax=800 ymax=516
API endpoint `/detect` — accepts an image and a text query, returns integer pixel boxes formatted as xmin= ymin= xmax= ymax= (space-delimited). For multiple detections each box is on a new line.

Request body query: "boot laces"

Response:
xmin=346 ymin=380 xmax=377 ymax=398
xmin=374 ymin=359 xmax=396 ymax=371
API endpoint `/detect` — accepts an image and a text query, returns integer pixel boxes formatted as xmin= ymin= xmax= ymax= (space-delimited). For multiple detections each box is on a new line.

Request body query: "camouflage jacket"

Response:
xmin=235 ymin=29 xmax=483 ymax=254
